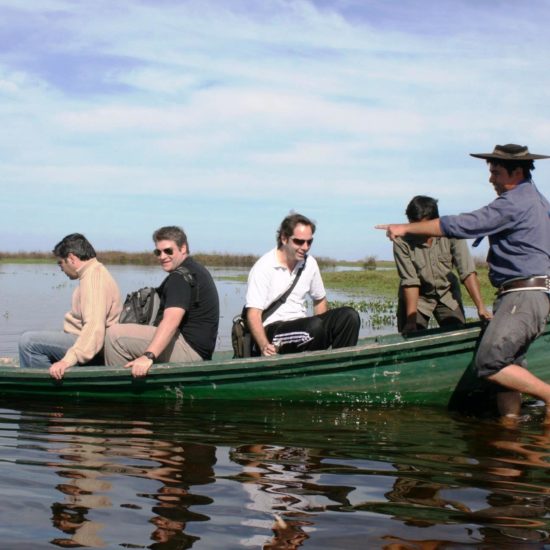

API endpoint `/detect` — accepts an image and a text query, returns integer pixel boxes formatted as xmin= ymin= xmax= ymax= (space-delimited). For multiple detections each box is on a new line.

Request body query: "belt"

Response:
xmin=498 ymin=276 xmax=550 ymax=295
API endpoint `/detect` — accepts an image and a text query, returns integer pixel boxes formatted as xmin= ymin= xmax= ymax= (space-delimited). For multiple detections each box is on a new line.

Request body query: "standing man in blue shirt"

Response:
xmin=377 ymin=144 xmax=550 ymax=422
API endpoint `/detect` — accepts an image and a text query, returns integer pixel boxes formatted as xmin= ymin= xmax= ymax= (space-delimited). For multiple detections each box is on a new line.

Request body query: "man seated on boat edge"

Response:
xmin=393 ymin=195 xmax=491 ymax=334
xmin=104 ymin=225 xmax=219 ymax=378
xmin=18 ymin=233 xmax=123 ymax=379
xmin=245 ymin=212 xmax=360 ymax=357
xmin=377 ymin=143 xmax=550 ymax=422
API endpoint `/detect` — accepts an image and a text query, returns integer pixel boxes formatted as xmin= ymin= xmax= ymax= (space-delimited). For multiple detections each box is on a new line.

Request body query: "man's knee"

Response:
xmin=339 ymin=306 xmax=361 ymax=326
xmin=104 ymin=323 xmax=152 ymax=365
xmin=18 ymin=331 xmax=33 ymax=352
xmin=105 ymin=323 xmax=134 ymax=347
xmin=329 ymin=306 xmax=361 ymax=333
xmin=307 ymin=316 xmax=325 ymax=339
xmin=322 ymin=306 xmax=361 ymax=348
xmin=106 ymin=324 xmax=124 ymax=341
xmin=104 ymin=325 xmax=126 ymax=362
xmin=18 ymin=331 xmax=44 ymax=354
xmin=475 ymin=355 xmax=504 ymax=379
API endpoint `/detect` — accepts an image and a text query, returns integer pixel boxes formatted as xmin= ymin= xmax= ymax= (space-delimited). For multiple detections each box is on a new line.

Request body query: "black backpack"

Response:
xmin=119 ymin=266 xmax=197 ymax=326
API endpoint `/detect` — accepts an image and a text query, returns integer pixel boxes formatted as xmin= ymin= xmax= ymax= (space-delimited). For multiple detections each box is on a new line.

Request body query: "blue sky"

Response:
xmin=2 ymin=0 xmax=550 ymax=261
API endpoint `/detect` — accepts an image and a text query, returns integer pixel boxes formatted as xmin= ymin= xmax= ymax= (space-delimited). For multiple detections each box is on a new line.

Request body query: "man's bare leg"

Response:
xmin=489 ymin=364 xmax=550 ymax=422
xmin=496 ymin=391 xmax=522 ymax=417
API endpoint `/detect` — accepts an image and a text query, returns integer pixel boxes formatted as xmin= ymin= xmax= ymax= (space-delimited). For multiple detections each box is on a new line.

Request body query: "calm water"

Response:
xmin=1 ymin=264 xmax=550 ymax=549
xmin=1 ymin=400 xmax=550 ymax=549
xmin=0 ymin=263 xmax=387 ymax=357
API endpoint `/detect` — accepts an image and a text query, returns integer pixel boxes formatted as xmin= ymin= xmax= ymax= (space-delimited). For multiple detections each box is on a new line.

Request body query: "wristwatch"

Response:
xmin=143 ymin=351 xmax=156 ymax=363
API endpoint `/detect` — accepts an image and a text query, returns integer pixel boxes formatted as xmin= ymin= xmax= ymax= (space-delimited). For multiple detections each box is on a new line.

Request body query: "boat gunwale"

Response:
xmin=0 ymin=323 xmax=483 ymax=383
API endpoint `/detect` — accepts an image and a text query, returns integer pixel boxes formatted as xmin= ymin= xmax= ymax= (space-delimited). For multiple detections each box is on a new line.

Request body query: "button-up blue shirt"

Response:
xmin=440 ymin=181 xmax=550 ymax=287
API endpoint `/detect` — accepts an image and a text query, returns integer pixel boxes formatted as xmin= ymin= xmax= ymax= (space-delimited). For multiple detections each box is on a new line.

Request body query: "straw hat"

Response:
xmin=470 ymin=144 xmax=549 ymax=160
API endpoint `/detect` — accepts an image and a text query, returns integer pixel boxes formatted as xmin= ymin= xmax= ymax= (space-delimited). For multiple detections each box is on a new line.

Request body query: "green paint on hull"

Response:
xmin=1 ymin=323 xmax=548 ymax=408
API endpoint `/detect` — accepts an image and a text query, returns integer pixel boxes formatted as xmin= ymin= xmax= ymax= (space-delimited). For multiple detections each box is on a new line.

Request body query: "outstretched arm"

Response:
xmin=376 ymin=219 xmax=443 ymax=241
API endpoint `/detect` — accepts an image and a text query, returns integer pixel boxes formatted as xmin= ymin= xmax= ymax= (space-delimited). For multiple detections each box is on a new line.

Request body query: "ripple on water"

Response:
xmin=1 ymin=400 xmax=550 ymax=547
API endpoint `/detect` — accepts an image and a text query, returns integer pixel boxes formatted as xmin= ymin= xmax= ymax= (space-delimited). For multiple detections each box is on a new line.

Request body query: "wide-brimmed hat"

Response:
xmin=470 ymin=143 xmax=550 ymax=160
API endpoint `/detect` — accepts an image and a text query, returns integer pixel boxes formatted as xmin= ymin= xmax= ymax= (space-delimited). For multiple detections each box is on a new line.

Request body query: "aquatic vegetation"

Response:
xmin=362 ymin=255 xmax=377 ymax=270
xmin=322 ymin=267 xmax=494 ymax=307
xmin=330 ymin=298 xmax=397 ymax=329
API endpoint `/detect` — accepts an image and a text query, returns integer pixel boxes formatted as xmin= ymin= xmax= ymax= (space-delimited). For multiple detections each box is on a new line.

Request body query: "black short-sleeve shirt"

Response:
xmin=156 ymin=257 xmax=219 ymax=359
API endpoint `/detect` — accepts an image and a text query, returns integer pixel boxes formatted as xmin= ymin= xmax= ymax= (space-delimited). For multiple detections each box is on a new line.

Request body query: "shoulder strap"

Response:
xmin=173 ymin=264 xmax=199 ymax=305
xmin=261 ymin=255 xmax=308 ymax=321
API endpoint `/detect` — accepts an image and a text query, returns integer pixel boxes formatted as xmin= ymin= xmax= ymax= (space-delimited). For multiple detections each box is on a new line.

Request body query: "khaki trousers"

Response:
xmin=104 ymin=323 xmax=202 ymax=366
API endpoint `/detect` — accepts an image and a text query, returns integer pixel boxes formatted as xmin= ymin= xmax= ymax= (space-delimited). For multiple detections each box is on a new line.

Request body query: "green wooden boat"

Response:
xmin=1 ymin=322 xmax=548 ymax=408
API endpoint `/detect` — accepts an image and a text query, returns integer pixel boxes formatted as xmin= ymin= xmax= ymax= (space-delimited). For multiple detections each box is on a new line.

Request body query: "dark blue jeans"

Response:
xmin=18 ymin=331 xmax=78 ymax=369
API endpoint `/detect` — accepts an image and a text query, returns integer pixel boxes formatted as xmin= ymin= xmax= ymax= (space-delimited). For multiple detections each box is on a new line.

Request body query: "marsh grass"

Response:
xmin=322 ymin=266 xmax=496 ymax=308
xmin=330 ymin=298 xmax=396 ymax=329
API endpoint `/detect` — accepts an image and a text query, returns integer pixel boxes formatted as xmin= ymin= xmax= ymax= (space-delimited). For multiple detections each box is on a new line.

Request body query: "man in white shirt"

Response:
xmin=246 ymin=213 xmax=360 ymax=356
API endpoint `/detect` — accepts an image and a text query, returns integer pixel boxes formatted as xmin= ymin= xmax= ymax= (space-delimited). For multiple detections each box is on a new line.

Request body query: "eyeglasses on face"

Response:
xmin=291 ymin=237 xmax=314 ymax=247
xmin=153 ymin=247 xmax=175 ymax=257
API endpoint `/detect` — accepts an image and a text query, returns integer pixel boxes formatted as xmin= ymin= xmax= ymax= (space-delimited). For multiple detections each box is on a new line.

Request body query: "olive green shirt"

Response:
xmin=393 ymin=236 xmax=476 ymax=317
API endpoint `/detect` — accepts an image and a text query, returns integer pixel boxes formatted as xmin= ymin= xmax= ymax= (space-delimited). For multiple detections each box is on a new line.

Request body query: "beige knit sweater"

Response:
xmin=62 ymin=258 xmax=122 ymax=366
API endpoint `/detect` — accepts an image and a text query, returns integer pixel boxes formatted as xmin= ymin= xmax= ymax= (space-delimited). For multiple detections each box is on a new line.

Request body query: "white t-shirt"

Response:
xmin=245 ymin=248 xmax=326 ymax=325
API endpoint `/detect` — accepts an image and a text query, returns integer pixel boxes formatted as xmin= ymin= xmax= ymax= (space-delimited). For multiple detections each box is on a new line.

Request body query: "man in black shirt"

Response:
xmin=105 ymin=226 xmax=219 ymax=377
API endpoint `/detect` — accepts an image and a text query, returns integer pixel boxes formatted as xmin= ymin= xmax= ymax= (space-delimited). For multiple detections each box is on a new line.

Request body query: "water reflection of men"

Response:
xmin=381 ymin=418 xmax=550 ymax=548
xmin=143 ymin=440 xmax=216 ymax=548
xmin=231 ymin=443 xmax=354 ymax=548
xmin=51 ymin=500 xmax=107 ymax=547
xmin=18 ymin=233 xmax=122 ymax=380
xmin=44 ymin=404 xmax=217 ymax=548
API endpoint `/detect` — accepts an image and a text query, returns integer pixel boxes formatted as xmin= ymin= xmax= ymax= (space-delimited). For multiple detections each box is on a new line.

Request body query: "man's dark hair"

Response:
xmin=52 ymin=233 xmax=96 ymax=260
xmin=405 ymin=196 xmax=439 ymax=222
xmin=488 ymin=159 xmax=534 ymax=180
xmin=153 ymin=226 xmax=189 ymax=251
xmin=276 ymin=213 xmax=316 ymax=248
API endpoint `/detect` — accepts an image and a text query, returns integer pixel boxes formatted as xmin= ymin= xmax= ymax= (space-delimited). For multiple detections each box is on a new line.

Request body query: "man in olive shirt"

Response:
xmin=393 ymin=196 xmax=491 ymax=333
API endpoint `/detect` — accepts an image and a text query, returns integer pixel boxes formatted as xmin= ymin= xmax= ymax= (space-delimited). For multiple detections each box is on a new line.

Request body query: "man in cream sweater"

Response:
xmin=18 ymin=233 xmax=122 ymax=379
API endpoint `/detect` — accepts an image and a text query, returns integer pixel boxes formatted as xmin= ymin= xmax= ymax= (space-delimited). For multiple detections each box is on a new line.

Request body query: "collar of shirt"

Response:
xmin=405 ymin=235 xmax=439 ymax=248
xmin=269 ymin=248 xmax=305 ymax=274
xmin=76 ymin=257 xmax=99 ymax=279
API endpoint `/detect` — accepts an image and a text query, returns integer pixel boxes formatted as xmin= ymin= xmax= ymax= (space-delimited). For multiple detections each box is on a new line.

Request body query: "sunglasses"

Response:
xmin=153 ymin=247 xmax=175 ymax=257
xmin=291 ymin=237 xmax=314 ymax=246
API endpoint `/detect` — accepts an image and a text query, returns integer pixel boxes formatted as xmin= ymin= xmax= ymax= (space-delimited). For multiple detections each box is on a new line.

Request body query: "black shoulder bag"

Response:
xmin=231 ymin=257 xmax=307 ymax=358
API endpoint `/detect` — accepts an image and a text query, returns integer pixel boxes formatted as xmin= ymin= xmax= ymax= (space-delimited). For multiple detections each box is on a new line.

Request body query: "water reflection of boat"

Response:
xmin=0 ymin=322 xmax=548 ymax=409
xmin=4 ymin=398 xmax=550 ymax=548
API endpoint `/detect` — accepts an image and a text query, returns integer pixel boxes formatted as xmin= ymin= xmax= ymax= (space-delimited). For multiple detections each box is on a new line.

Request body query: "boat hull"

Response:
xmin=1 ymin=323 xmax=549 ymax=407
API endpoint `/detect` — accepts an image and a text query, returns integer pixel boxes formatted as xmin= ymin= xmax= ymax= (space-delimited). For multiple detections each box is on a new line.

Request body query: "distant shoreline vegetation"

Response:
xmin=0 ymin=251 xmax=493 ymax=306
xmin=0 ymin=250 xmax=259 ymax=267
xmin=0 ymin=251 xmax=368 ymax=269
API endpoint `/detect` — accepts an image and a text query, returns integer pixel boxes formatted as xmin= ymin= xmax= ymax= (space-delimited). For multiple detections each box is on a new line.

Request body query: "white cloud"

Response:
xmin=2 ymin=0 xmax=550 ymax=258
